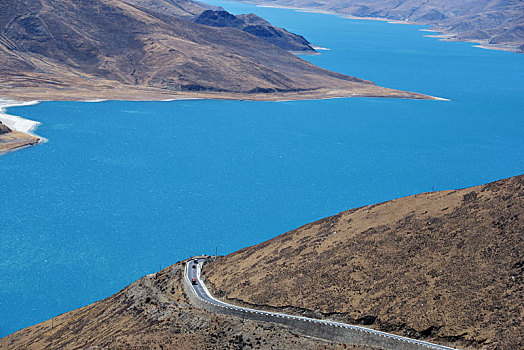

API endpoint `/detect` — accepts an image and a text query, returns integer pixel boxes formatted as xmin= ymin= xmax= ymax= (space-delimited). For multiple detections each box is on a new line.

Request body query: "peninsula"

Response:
xmin=0 ymin=125 xmax=40 ymax=155
xmin=0 ymin=0 xmax=433 ymax=102
xmin=0 ymin=0 xmax=441 ymax=155
xmin=0 ymin=101 xmax=42 ymax=155
xmin=1 ymin=174 xmax=522 ymax=349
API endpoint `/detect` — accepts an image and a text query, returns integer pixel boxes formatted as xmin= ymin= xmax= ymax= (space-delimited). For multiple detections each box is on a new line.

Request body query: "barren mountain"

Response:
xmin=0 ymin=0 xmax=431 ymax=101
xmin=236 ymin=0 xmax=524 ymax=53
xmin=0 ymin=262 xmax=371 ymax=350
xmin=205 ymin=174 xmax=524 ymax=349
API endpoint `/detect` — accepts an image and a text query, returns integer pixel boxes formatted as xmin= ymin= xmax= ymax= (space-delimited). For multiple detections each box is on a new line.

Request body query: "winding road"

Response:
xmin=184 ymin=257 xmax=458 ymax=350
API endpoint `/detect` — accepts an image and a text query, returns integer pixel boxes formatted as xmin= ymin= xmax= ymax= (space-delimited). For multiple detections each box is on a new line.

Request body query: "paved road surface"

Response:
xmin=185 ymin=258 xmax=457 ymax=350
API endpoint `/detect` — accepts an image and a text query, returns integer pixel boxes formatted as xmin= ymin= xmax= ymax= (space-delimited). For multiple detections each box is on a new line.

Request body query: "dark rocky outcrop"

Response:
xmin=194 ymin=10 xmax=315 ymax=52
xmin=0 ymin=122 xmax=11 ymax=134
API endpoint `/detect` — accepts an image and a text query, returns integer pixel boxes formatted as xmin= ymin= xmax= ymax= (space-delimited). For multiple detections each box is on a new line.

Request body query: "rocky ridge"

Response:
xmin=193 ymin=10 xmax=315 ymax=52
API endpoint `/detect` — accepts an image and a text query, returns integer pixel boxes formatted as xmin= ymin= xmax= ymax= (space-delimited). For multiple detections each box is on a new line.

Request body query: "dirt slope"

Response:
xmin=205 ymin=175 xmax=524 ymax=349
xmin=0 ymin=262 xmax=371 ymax=350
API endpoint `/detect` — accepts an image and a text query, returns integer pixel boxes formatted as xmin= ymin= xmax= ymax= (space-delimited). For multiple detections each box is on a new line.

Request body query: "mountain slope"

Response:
xmin=0 ymin=0 xmax=431 ymax=101
xmin=235 ymin=0 xmax=524 ymax=53
xmin=205 ymin=175 xmax=524 ymax=349
xmin=124 ymin=0 xmax=316 ymax=52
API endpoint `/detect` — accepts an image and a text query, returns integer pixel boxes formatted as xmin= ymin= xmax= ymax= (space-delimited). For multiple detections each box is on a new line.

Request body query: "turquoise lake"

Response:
xmin=1 ymin=0 xmax=523 ymax=337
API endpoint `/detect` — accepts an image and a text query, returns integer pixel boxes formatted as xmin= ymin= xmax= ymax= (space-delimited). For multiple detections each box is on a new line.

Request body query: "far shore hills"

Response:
xmin=231 ymin=0 xmax=524 ymax=54
xmin=0 ymin=0 xmax=437 ymax=104
xmin=1 ymin=174 xmax=522 ymax=349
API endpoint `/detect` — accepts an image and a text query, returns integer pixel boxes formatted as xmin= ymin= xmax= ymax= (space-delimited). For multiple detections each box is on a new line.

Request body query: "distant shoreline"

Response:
xmin=252 ymin=2 xmax=522 ymax=54
xmin=0 ymin=85 xmax=443 ymax=156
xmin=0 ymin=81 xmax=446 ymax=156
xmin=0 ymin=82 xmax=440 ymax=103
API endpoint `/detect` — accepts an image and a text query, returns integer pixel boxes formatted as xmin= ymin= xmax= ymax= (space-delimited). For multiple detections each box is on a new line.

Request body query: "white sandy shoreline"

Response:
xmin=0 ymin=99 xmax=43 ymax=136
xmin=82 ymin=99 xmax=108 ymax=103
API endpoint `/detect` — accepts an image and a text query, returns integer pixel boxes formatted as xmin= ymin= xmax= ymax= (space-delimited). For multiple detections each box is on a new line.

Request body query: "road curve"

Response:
xmin=184 ymin=257 xmax=458 ymax=350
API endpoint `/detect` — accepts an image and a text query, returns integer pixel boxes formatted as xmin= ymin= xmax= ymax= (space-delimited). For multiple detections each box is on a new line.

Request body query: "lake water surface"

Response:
xmin=1 ymin=0 xmax=523 ymax=337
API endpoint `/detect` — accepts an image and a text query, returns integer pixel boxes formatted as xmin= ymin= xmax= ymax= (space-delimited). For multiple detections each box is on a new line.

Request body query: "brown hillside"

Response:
xmin=0 ymin=262 xmax=372 ymax=350
xmin=0 ymin=0 xmax=432 ymax=101
xmin=205 ymin=175 xmax=524 ymax=349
